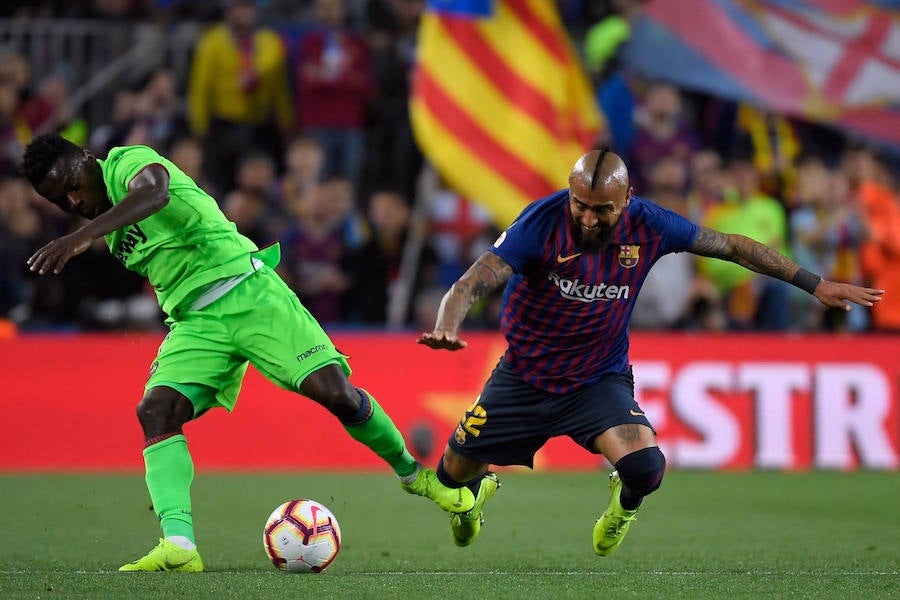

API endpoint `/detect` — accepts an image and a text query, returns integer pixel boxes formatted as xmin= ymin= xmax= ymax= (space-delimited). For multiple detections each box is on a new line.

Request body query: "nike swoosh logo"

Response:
xmin=556 ymin=252 xmax=581 ymax=263
xmin=630 ymin=409 xmax=645 ymax=416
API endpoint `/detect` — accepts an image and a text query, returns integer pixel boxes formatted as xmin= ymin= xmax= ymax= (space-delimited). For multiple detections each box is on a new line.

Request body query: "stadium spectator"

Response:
xmin=291 ymin=0 xmax=374 ymax=184
xmin=416 ymin=147 xmax=880 ymax=555
xmin=846 ymin=146 xmax=900 ymax=332
xmin=90 ymin=71 xmax=187 ymax=160
xmin=19 ymin=65 xmax=87 ymax=145
xmin=583 ymin=0 xmax=646 ymax=85
xmin=0 ymin=51 xmax=33 ymax=110
xmin=733 ymin=103 xmax=802 ymax=200
xmin=187 ymin=0 xmax=292 ymax=197
xmin=168 ymin=136 xmax=214 ymax=193
xmin=222 ymin=150 xmax=284 ymax=247
xmin=582 ymin=0 xmax=647 ymax=154
xmin=788 ymin=157 xmax=868 ymax=331
xmin=135 ymin=67 xmax=190 ymax=152
xmin=348 ymin=187 xmax=440 ymax=324
xmin=631 ymin=157 xmax=721 ymax=330
xmin=0 ymin=50 xmax=27 ymax=84
xmin=19 ymin=132 xmax=476 ymax=572
xmin=0 ymin=77 xmax=30 ymax=178
xmin=628 ymin=82 xmax=700 ymax=195
xmin=278 ymin=135 xmax=325 ymax=213
xmin=280 ymin=175 xmax=361 ymax=324
xmin=0 ymin=177 xmax=42 ymax=317
xmin=685 ymin=148 xmax=727 ymax=222
xmin=361 ymin=0 xmax=425 ymax=203
xmin=345 ymin=188 xmax=408 ymax=323
xmin=697 ymin=157 xmax=791 ymax=330
xmin=87 ymin=89 xmax=140 ymax=155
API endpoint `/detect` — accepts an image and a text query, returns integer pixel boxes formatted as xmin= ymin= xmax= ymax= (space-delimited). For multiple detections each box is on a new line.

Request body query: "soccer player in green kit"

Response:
xmin=20 ymin=133 xmax=475 ymax=572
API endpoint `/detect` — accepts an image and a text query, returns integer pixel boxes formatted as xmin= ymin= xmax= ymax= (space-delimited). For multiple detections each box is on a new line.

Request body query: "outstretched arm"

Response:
xmin=689 ymin=226 xmax=884 ymax=311
xmin=417 ymin=251 xmax=514 ymax=350
xmin=28 ymin=164 xmax=170 ymax=275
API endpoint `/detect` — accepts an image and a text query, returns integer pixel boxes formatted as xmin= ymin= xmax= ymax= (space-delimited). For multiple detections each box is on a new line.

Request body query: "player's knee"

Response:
xmin=136 ymin=387 xmax=192 ymax=435
xmin=301 ymin=367 xmax=361 ymax=420
xmin=318 ymin=386 xmax=363 ymax=422
xmin=614 ymin=446 xmax=666 ymax=497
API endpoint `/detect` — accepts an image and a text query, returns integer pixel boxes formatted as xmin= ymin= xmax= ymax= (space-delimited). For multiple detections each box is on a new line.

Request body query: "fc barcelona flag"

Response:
xmin=410 ymin=0 xmax=604 ymax=229
xmin=624 ymin=0 xmax=900 ymax=149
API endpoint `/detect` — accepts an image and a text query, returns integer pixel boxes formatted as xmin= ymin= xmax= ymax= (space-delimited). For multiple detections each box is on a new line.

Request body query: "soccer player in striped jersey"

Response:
xmin=417 ymin=147 xmax=883 ymax=554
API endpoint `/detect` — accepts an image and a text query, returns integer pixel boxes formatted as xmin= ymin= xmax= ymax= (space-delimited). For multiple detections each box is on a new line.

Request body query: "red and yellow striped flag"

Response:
xmin=410 ymin=0 xmax=604 ymax=229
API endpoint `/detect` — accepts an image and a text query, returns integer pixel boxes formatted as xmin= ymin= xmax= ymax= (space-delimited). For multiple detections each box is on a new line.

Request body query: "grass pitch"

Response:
xmin=0 ymin=471 xmax=896 ymax=599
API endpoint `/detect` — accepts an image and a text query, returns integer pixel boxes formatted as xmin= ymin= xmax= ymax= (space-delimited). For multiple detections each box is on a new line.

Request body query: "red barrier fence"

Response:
xmin=1 ymin=332 xmax=897 ymax=471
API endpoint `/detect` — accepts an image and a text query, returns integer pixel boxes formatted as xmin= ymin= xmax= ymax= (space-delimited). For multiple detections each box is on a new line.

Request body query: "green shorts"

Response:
xmin=145 ymin=265 xmax=351 ymax=417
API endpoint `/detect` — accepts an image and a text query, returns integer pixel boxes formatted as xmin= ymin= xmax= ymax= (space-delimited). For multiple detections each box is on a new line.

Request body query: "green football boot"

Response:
xmin=592 ymin=471 xmax=638 ymax=557
xmin=401 ymin=466 xmax=476 ymax=514
xmin=119 ymin=538 xmax=205 ymax=572
xmin=450 ymin=472 xmax=500 ymax=547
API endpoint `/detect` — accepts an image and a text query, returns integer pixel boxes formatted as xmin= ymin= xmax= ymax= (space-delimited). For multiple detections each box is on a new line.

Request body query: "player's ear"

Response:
xmin=624 ymin=187 xmax=633 ymax=207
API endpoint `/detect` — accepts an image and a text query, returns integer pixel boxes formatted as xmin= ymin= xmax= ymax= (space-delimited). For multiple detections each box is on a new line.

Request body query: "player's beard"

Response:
xmin=571 ymin=221 xmax=615 ymax=252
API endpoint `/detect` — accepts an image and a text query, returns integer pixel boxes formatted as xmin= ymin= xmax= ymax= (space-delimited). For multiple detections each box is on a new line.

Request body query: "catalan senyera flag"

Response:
xmin=410 ymin=0 xmax=604 ymax=229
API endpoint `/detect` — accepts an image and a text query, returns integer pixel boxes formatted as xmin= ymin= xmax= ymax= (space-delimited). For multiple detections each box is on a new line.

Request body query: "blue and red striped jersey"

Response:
xmin=489 ymin=190 xmax=698 ymax=393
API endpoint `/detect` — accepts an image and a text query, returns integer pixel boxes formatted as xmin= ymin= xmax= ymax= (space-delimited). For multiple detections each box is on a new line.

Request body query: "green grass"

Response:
xmin=0 ymin=471 xmax=897 ymax=599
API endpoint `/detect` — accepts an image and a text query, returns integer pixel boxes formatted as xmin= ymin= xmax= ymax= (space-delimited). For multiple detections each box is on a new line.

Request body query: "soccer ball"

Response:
xmin=263 ymin=499 xmax=342 ymax=573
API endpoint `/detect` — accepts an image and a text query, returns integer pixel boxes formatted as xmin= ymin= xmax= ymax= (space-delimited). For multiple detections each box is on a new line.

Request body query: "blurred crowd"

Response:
xmin=0 ymin=0 xmax=898 ymax=335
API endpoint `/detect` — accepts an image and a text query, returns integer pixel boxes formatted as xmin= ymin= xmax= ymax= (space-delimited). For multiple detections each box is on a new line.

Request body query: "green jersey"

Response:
xmin=98 ymin=145 xmax=258 ymax=316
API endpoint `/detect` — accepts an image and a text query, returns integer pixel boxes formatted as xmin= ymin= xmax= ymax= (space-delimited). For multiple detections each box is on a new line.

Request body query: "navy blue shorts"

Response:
xmin=447 ymin=359 xmax=653 ymax=467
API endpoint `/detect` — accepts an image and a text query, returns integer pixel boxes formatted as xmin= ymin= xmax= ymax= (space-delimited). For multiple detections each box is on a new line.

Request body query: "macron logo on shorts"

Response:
xmin=297 ymin=345 xmax=328 ymax=361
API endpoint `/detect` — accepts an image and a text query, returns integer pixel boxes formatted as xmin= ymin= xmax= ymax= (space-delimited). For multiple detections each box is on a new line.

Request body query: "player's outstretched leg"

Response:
xmin=119 ymin=538 xmax=204 ymax=572
xmin=593 ymin=447 xmax=666 ymax=556
xmin=401 ymin=464 xmax=476 ymax=514
xmin=336 ymin=386 xmax=475 ymax=513
xmin=592 ymin=471 xmax=637 ymax=556
xmin=450 ymin=472 xmax=500 ymax=547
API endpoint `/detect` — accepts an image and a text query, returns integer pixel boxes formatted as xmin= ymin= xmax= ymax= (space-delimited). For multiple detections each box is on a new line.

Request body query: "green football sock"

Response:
xmin=143 ymin=434 xmax=196 ymax=543
xmin=343 ymin=390 xmax=418 ymax=477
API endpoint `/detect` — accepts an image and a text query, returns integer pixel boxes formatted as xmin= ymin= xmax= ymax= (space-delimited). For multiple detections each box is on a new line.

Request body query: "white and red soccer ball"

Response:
xmin=263 ymin=499 xmax=341 ymax=573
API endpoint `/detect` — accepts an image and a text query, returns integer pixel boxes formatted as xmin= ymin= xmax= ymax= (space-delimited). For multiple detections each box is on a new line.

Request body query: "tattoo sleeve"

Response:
xmin=434 ymin=251 xmax=513 ymax=333
xmin=689 ymin=226 xmax=801 ymax=283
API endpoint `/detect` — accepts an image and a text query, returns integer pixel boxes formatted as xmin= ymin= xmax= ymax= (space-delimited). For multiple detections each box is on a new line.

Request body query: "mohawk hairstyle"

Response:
xmin=20 ymin=133 xmax=82 ymax=188
xmin=591 ymin=145 xmax=612 ymax=190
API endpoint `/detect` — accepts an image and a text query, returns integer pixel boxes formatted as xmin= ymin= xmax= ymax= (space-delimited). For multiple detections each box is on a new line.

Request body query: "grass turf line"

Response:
xmin=0 ymin=471 xmax=896 ymax=599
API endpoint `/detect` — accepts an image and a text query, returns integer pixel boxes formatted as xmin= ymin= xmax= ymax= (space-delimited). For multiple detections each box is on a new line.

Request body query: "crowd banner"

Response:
xmin=625 ymin=0 xmax=900 ymax=149
xmin=0 ymin=333 xmax=897 ymax=471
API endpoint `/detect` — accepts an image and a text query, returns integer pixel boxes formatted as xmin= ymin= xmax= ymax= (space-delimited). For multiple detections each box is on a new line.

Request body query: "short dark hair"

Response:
xmin=591 ymin=145 xmax=612 ymax=190
xmin=20 ymin=133 xmax=82 ymax=187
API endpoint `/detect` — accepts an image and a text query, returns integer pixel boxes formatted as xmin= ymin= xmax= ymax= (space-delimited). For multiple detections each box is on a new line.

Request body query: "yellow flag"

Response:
xmin=410 ymin=0 xmax=604 ymax=229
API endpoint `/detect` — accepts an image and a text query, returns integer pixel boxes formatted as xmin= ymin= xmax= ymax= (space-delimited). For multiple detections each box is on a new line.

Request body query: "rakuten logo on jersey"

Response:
xmin=548 ymin=272 xmax=630 ymax=302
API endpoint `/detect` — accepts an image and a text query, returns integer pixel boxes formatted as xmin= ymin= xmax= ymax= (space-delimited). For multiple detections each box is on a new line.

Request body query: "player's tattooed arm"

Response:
xmin=418 ymin=251 xmax=513 ymax=350
xmin=460 ymin=251 xmax=513 ymax=301
xmin=439 ymin=251 xmax=512 ymax=329
xmin=688 ymin=226 xmax=885 ymax=310
xmin=689 ymin=226 xmax=799 ymax=282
